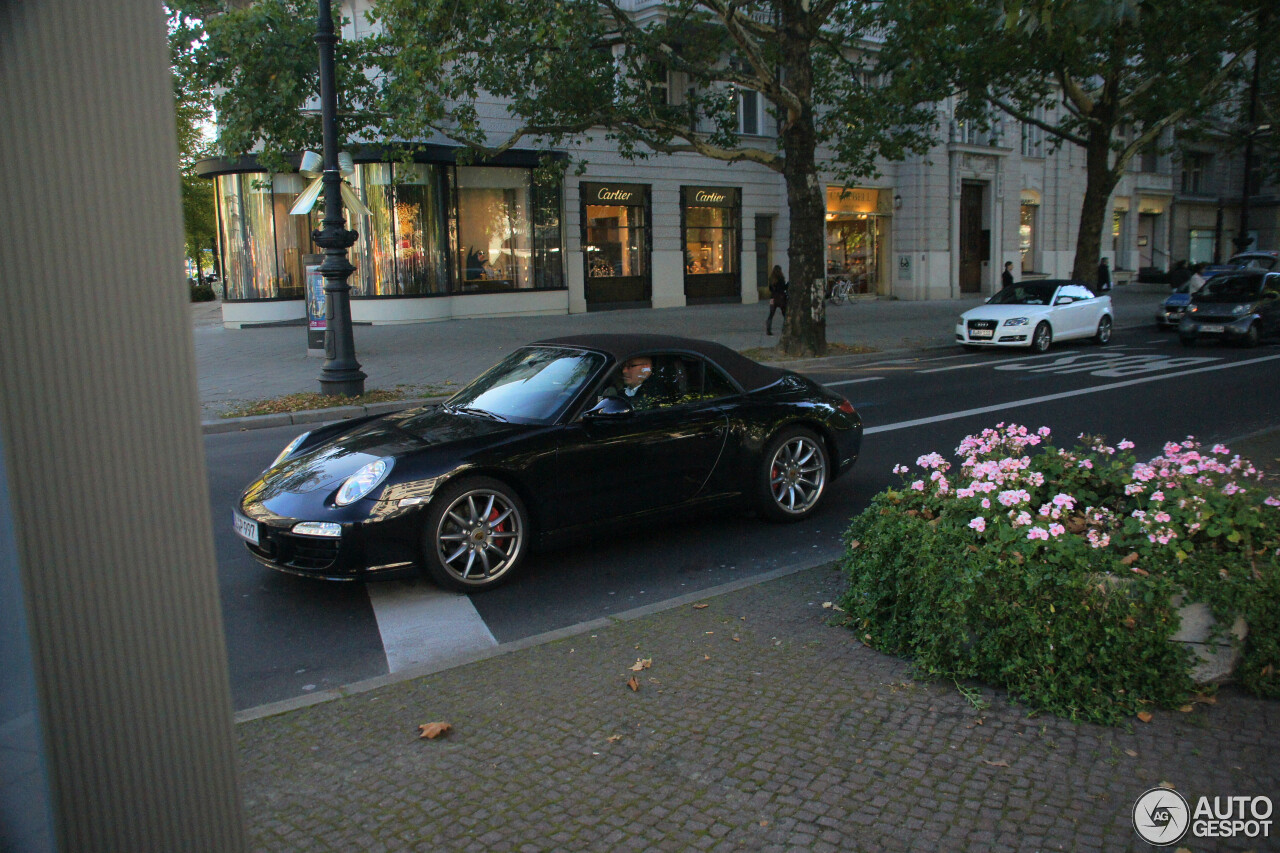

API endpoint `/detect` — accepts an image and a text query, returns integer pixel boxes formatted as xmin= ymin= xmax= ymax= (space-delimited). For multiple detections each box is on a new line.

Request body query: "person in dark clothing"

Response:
xmin=1002 ymin=261 xmax=1015 ymax=290
xmin=766 ymin=265 xmax=788 ymax=336
xmin=1169 ymin=260 xmax=1192 ymax=291
xmin=1097 ymin=257 xmax=1112 ymax=292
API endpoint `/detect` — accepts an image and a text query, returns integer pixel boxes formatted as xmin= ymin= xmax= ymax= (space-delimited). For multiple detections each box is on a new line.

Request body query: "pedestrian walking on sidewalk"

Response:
xmin=766 ymin=265 xmax=788 ymax=336
xmin=1097 ymin=257 xmax=1112 ymax=292
xmin=1002 ymin=261 xmax=1015 ymax=290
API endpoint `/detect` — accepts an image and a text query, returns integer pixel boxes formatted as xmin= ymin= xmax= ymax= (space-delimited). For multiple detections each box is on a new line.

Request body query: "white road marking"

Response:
xmin=918 ymin=346 xmax=1139 ymax=374
xmin=823 ymin=377 xmax=885 ymax=387
xmin=367 ymin=579 xmax=497 ymax=672
xmin=993 ymin=352 xmax=1220 ymax=377
xmin=864 ymin=352 xmax=1280 ymax=435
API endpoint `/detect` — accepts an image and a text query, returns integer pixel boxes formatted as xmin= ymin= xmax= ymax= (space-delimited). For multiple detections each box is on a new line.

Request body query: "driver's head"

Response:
xmin=620 ymin=356 xmax=653 ymax=389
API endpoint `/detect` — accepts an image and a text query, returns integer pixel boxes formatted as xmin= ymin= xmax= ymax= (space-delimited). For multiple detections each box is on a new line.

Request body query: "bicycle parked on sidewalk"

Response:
xmin=828 ymin=278 xmax=855 ymax=305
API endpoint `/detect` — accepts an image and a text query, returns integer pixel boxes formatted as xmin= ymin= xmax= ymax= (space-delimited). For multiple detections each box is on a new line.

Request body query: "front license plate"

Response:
xmin=233 ymin=511 xmax=259 ymax=546
xmin=970 ymin=329 xmax=994 ymax=339
xmin=1199 ymin=324 xmax=1225 ymax=333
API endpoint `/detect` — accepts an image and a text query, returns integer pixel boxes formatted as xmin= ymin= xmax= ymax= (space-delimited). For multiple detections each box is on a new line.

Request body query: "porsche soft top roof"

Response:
xmin=535 ymin=333 xmax=786 ymax=392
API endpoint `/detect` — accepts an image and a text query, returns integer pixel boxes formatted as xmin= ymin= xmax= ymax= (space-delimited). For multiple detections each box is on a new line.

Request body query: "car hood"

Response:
xmin=960 ymin=304 xmax=1051 ymax=320
xmin=244 ymin=407 xmax=524 ymax=505
xmin=1164 ymin=293 xmax=1192 ymax=307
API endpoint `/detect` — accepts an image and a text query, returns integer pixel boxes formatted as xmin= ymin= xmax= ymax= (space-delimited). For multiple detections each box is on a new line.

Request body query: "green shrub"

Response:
xmin=190 ymin=283 xmax=216 ymax=302
xmin=838 ymin=424 xmax=1280 ymax=724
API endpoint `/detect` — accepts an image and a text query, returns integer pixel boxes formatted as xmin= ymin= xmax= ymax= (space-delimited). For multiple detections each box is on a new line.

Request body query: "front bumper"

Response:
xmin=1179 ymin=314 xmax=1255 ymax=341
xmin=955 ymin=321 xmax=1031 ymax=347
xmin=236 ymin=500 xmax=423 ymax=581
xmin=1156 ymin=308 xmax=1186 ymax=328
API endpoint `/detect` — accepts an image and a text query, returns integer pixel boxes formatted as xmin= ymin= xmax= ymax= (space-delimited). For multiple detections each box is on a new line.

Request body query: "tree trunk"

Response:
xmin=777 ymin=19 xmax=827 ymax=358
xmin=1071 ymin=127 xmax=1122 ymax=286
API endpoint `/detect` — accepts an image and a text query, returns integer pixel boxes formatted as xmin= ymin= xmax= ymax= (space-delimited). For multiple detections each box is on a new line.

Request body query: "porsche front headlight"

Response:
xmin=335 ymin=458 xmax=393 ymax=506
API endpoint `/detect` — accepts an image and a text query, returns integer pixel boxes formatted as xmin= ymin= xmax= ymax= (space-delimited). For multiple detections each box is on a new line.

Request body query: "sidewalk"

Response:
xmin=216 ymin=287 xmax=1280 ymax=851
xmin=195 ymin=282 xmax=1172 ymax=425
xmin=237 ymin=563 xmax=1280 ymax=852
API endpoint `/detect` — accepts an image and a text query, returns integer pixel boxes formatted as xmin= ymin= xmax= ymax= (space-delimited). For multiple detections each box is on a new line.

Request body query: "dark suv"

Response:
xmin=1179 ymin=270 xmax=1280 ymax=347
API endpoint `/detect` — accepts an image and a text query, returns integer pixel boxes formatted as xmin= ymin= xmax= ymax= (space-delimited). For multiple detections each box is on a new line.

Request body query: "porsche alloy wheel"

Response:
xmin=758 ymin=428 xmax=828 ymax=522
xmin=424 ymin=477 xmax=528 ymax=592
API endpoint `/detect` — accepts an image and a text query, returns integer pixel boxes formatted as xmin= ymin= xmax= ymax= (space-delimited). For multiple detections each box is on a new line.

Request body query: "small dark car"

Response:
xmin=1179 ymin=270 xmax=1280 ymax=347
xmin=234 ymin=334 xmax=863 ymax=591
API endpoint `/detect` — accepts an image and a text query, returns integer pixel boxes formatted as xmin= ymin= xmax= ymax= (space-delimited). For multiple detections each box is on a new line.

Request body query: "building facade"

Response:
xmin=201 ymin=1 xmax=1253 ymax=328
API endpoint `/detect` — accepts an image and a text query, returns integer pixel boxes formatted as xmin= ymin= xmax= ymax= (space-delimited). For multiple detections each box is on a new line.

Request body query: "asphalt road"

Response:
xmin=207 ymin=332 xmax=1280 ymax=712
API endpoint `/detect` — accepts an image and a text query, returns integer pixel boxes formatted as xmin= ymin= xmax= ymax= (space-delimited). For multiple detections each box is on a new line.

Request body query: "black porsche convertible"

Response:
xmin=234 ymin=334 xmax=863 ymax=592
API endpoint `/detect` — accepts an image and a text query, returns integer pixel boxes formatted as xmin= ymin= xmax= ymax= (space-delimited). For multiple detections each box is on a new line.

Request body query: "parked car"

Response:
xmin=1156 ymin=278 xmax=1206 ymax=329
xmin=234 ymin=334 xmax=863 ymax=591
xmin=1179 ymin=270 xmax=1280 ymax=347
xmin=956 ymin=280 xmax=1113 ymax=353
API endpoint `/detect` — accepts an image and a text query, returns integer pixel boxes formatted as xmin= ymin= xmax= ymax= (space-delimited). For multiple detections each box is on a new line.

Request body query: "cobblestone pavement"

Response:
xmin=237 ymin=564 xmax=1280 ymax=852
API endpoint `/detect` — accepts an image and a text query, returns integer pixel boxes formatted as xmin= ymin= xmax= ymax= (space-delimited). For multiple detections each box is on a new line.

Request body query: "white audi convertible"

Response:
xmin=956 ymin=279 xmax=1113 ymax=353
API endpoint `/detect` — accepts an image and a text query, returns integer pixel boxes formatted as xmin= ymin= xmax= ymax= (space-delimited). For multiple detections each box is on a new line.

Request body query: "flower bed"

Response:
xmin=837 ymin=423 xmax=1280 ymax=724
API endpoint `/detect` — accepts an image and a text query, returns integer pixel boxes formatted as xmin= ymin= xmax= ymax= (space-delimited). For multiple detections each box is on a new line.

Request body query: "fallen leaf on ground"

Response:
xmin=607 ymin=735 xmax=622 ymax=743
xmin=732 ymin=636 xmax=741 ymax=642
xmin=982 ymin=759 xmax=1009 ymax=767
xmin=630 ymin=658 xmax=652 ymax=671
xmin=1121 ymin=552 xmax=1140 ymax=565
xmin=1131 ymin=566 xmax=1150 ymax=576
xmin=693 ymin=603 xmax=709 ymax=609
xmin=703 ymin=654 xmax=711 ymax=661
xmin=1137 ymin=711 xmax=1154 ymax=723
xmin=418 ymin=722 xmax=452 ymax=740
xmin=1193 ymin=693 xmax=1218 ymax=705
xmin=1178 ymin=704 xmax=1194 ymax=713
xmin=823 ymin=602 xmax=833 ymax=609
xmin=1125 ymin=749 xmax=1138 ymax=757
xmin=848 ymin=539 xmax=861 ymax=549
xmin=626 ymin=676 xmax=639 ymax=692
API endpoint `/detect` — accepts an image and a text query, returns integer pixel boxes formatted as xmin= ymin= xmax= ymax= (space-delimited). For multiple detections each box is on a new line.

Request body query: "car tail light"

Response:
xmin=837 ymin=398 xmax=856 ymax=414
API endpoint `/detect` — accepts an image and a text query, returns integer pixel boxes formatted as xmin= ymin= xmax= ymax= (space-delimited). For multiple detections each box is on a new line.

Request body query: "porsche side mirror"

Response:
xmin=584 ymin=395 xmax=634 ymax=420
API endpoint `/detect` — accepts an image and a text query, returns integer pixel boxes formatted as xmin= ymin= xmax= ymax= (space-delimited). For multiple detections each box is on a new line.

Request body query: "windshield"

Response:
xmin=1196 ymin=274 xmax=1263 ymax=303
xmin=444 ymin=346 xmax=606 ymax=423
xmin=988 ymin=283 xmax=1057 ymax=306
xmin=1230 ymin=254 xmax=1277 ymax=271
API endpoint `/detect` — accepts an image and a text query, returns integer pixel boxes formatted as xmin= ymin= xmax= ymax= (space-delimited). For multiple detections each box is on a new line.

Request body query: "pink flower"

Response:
xmin=1154 ymin=512 xmax=1171 ymax=523
xmin=1048 ymin=523 xmax=1065 ymax=537
xmin=968 ymin=517 xmax=986 ymax=533
xmin=981 ymin=498 xmax=991 ymax=509
xmin=1037 ymin=426 xmax=1052 ymax=437
xmin=911 ymin=480 xmax=925 ymax=491
xmin=1266 ymin=497 xmax=1280 ymax=507
xmin=1078 ymin=459 xmax=1094 ymax=469
xmin=1150 ymin=491 xmax=1164 ymax=502
xmin=1052 ymin=493 xmax=1076 ymax=510
xmin=892 ymin=464 xmax=909 ymax=475
xmin=1222 ymin=483 xmax=1243 ymax=496
xmin=998 ymin=489 xmax=1031 ymax=507
xmin=1118 ymin=439 xmax=1135 ymax=450
xmin=1027 ymin=527 xmax=1049 ymax=541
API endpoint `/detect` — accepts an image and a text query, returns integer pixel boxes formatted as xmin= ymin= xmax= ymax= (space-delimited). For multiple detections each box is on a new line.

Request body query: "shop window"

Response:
xmin=582 ymin=182 xmax=649 ymax=305
xmin=585 ymin=204 xmax=645 ymax=279
xmin=455 ymin=167 xmax=533 ymax=292
xmin=215 ymin=174 xmax=287 ymax=300
xmin=684 ymin=206 xmax=736 ymax=275
xmin=1188 ymin=230 xmax=1215 ymax=265
xmin=1020 ymin=203 xmax=1038 ymax=273
xmin=825 ymin=187 xmax=882 ymax=295
xmin=352 ymin=163 xmax=449 ymax=297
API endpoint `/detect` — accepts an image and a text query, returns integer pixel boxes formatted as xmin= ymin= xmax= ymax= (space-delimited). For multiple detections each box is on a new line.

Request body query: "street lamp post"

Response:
xmin=313 ymin=0 xmax=365 ymax=397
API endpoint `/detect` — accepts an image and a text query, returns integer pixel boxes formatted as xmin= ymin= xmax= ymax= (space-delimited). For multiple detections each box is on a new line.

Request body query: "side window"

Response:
xmin=1062 ymin=285 xmax=1093 ymax=301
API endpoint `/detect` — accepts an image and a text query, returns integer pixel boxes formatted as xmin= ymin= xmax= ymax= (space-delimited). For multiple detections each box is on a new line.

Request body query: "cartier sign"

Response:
xmin=583 ymin=182 xmax=646 ymax=206
xmin=683 ymin=186 xmax=739 ymax=208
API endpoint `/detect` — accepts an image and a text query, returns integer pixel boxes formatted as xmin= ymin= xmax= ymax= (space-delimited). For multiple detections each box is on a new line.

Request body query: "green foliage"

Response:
xmin=190 ymin=282 xmax=216 ymax=302
xmin=838 ymin=424 xmax=1280 ymax=724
